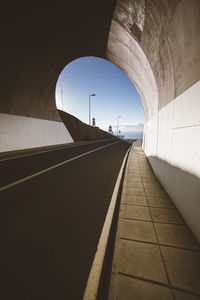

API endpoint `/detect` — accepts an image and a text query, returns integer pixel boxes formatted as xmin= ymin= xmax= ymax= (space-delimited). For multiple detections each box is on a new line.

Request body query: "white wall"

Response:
xmin=0 ymin=113 xmax=73 ymax=152
xmin=144 ymin=81 xmax=200 ymax=241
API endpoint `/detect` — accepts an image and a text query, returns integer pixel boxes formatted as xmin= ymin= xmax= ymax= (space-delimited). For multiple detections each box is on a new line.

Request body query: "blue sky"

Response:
xmin=55 ymin=56 xmax=144 ymax=138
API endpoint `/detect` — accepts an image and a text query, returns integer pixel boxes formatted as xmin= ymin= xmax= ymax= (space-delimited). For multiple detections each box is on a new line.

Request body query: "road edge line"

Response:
xmin=83 ymin=145 xmax=132 ymax=300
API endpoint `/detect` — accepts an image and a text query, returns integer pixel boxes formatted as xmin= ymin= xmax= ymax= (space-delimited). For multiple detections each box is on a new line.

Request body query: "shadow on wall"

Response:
xmin=148 ymin=156 xmax=200 ymax=242
xmin=58 ymin=110 xmax=113 ymax=142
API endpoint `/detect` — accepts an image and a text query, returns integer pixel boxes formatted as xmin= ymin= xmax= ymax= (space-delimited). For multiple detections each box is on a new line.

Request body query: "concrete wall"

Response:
xmin=0 ymin=2 xmax=116 ymax=152
xmin=107 ymin=0 xmax=200 ymax=240
xmin=0 ymin=113 xmax=73 ymax=152
xmin=0 ymin=2 xmax=116 ymax=121
xmin=0 ymin=1 xmax=116 ymax=152
xmin=146 ymin=81 xmax=200 ymax=240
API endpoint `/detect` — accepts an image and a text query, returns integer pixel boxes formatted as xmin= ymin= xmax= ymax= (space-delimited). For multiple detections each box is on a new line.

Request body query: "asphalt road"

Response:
xmin=0 ymin=139 xmax=130 ymax=300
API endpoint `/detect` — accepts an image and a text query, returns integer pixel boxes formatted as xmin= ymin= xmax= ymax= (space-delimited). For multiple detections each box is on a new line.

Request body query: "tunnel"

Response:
xmin=0 ymin=0 xmax=200 ymax=290
xmin=1 ymin=0 xmax=199 ymax=241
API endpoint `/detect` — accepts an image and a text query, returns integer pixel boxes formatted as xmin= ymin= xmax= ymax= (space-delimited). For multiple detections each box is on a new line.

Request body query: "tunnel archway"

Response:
xmin=55 ymin=56 xmax=144 ymax=141
xmin=0 ymin=0 xmax=199 ymax=240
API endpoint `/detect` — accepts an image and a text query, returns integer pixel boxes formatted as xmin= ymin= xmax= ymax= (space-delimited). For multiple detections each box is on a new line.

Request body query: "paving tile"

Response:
xmin=127 ymin=175 xmax=142 ymax=181
xmin=127 ymin=174 xmax=141 ymax=179
xmin=142 ymin=164 xmax=152 ymax=168
xmin=141 ymin=176 xmax=157 ymax=181
xmin=125 ymin=177 xmax=142 ymax=183
xmin=148 ymin=196 xmax=174 ymax=208
xmin=128 ymin=159 xmax=138 ymax=163
xmin=123 ymin=205 xmax=151 ymax=221
xmin=127 ymin=166 xmax=140 ymax=171
xmin=143 ymin=182 xmax=163 ymax=189
xmin=142 ymin=177 xmax=158 ymax=184
xmin=125 ymin=187 xmax=145 ymax=196
xmin=124 ymin=195 xmax=148 ymax=206
xmin=125 ymin=181 xmax=143 ymax=188
xmin=173 ymin=290 xmax=200 ymax=300
xmin=140 ymin=170 xmax=153 ymax=174
xmin=121 ymin=219 xmax=156 ymax=243
xmin=127 ymin=170 xmax=141 ymax=176
xmin=139 ymin=161 xmax=150 ymax=164
xmin=161 ymin=246 xmax=200 ymax=294
xmin=128 ymin=155 xmax=136 ymax=158
xmin=128 ymin=158 xmax=138 ymax=162
xmin=117 ymin=275 xmax=173 ymax=300
xmin=155 ymin=223 xmax=200 ymax=250
xmin=127 ymin=169 xmax=140 ymax=174
xmin=140 ymin=172 xmax=156 ymax=179
xmin=140 ymin=168 xmax=152 ymax=172
xmin=150 ymin=208 xmax=184 ymax=225
xmin=139 ymin=158 xmax=149 ymax=162
xmin=145 ymin=188 xmax=168 ymax=197
xmin=118 ymin=240 xmax=168 ymax=284
xmin=140 ymin=171 xmax=153 ymax=174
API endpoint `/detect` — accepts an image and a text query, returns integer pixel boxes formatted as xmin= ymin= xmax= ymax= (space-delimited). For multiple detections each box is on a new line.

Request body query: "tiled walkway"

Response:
xmin=109 ymin=141 xmax=200 ymax=300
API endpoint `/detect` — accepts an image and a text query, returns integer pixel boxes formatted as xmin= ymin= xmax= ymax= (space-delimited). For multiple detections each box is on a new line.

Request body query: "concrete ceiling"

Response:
xmin=107 ymin=0 xmax=200 ymax=120
xmin=0 ymin=1 xmax=116 ymax=121
xmin=1 ymin=0 xmax=200 ymax=122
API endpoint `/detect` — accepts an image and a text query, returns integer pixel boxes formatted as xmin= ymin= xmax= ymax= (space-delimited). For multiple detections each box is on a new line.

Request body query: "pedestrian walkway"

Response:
xmin=108 ymin=140 xmax=200 ymax=300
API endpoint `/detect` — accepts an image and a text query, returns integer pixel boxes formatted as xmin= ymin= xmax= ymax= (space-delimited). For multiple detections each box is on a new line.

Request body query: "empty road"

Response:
xmin=0 ymin=139 xmax=130 ymax=299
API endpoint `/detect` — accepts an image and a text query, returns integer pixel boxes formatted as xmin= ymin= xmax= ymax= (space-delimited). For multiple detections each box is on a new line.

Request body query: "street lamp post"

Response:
xmin=89 ymin=94 xmax=96 ymax=125
xmin=117 ymin=116 xmax=121 ymax=135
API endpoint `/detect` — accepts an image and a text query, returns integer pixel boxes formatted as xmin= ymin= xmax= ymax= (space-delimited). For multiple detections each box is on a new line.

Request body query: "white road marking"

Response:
xmin=0 ymin=138 xmax=116 ymax=162
xmin=0 ymin=140 xmax=121 ymax=192
xmin=83 ymin=145 xmax=132 ymax=300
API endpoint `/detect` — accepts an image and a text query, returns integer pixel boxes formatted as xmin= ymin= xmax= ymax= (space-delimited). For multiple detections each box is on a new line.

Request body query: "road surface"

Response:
xmin=0 ymin=139 xmax=130 ymax=299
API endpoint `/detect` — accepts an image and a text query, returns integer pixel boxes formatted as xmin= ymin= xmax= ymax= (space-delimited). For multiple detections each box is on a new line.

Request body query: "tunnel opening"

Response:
xmin=55 ymin=56 xmax=144 ymax=142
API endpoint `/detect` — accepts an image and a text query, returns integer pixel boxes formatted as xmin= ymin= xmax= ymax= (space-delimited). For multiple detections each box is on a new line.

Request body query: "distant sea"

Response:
xmin=122 ymin=131 xmax=143 ymax=139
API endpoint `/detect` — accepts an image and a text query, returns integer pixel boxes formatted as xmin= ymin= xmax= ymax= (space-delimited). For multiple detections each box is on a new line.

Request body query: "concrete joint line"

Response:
xmin=83 ymin=145 xmax=132 ymax=300
xmin=0 ymin=140 xmax=121 ymax=192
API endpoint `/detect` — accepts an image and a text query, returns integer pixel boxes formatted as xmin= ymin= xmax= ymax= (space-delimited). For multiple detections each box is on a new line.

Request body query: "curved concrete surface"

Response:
xmin=0 ymin=1 xmax=116 ymax=151
xmin=0 ymin=1 xmax=200 ymax=240
xmin=108 ymin=0 xmax=200 ymax=113
xmin=0 ymin=1 xmax=116 ymax=120
xmin=107 ymin=0 xmax=200 ymax=240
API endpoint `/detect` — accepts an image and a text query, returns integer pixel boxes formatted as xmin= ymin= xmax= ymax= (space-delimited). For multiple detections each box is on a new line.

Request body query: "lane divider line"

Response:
xmin=0 ymin=140 xmax=121 ymax=192
xmin=0 ymin=138 xmax=117 ymax=162
xmin=83 ymin=145 xmax=132 ymax=300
